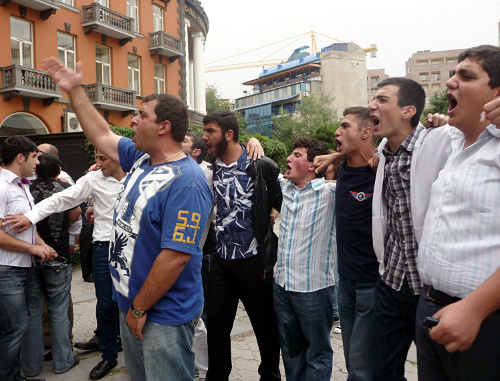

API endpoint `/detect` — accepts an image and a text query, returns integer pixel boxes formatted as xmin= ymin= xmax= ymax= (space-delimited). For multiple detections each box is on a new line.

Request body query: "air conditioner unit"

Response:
xmin=302 ymin=92 xmax=309 ymax=97
xmin=64 ymin=112 xmax=82 ymax=133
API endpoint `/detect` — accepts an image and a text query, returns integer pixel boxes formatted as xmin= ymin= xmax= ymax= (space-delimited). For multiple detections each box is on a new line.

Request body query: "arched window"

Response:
xmin=0 ymin=113 xmax=49 ymax=136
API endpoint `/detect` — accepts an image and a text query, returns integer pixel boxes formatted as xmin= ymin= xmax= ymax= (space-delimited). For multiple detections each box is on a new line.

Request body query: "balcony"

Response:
xmin=82 ymin=3 xmax=135 ymax=45
xmin=0 ymin=0 xmax=59 ymax=19
xmin=0 ymin=65 xmax=62 ymax=105
xmin=149 ymin=31 xmax=183 ymax=60
xmin=82 ymin=83 xmax=137 ymax=116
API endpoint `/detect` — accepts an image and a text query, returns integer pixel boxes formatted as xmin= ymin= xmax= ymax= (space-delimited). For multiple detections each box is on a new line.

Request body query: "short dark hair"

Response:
xmin=203 ymin=110 xmax=240 ymax=142
xmin=459 ymin=45 xmax=500 ymax=88
xmin=186 ymin=132 xmax=207 ymax=164
xmin=36 ymin=153 xmax=61 ymax=180
xmin=142 ymin=94 xmax=189 ymax=142
xmin=293 ymin=137 xmax=331 ymax=178
xmin=343 ymin=106 xmax=372 ymax=130
xmin=1 ymin=135 xmax=38 ymax=166
xmin=377 ymin=77 xmax=425 ymax=128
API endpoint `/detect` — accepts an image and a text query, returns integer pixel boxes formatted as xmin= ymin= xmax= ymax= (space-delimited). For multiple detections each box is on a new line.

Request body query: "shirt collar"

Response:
xmin=215 ymin=146 xmax=250 ymax=172
xmin=2 ymin=168 xmax=23 ymax=184
xmin=485 ymin=124 xmax=500 ymax=139
xmin=284 ymin=177 xmax=325 ymax=192
xmin=382 ymin=124 xmax=421 ymax=159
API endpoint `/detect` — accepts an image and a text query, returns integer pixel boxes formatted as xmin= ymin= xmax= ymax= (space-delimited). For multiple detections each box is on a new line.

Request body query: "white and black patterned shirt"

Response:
xmin=382 ymin=126 xmax=423 ymax=295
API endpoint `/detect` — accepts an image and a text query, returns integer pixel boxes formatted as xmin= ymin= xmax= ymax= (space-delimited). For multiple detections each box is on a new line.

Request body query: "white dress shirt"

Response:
xmin=418 ymin=125 xmax=500 ymax=299
xmin=25 ymin=170 xmax=123 ymax=242
xmin=0 ymin=169 xmax=36 ymax=267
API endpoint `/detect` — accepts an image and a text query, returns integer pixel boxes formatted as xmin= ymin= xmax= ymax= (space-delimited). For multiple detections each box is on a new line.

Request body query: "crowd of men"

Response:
xmin=0 ymin=44 xmax=499 ymax=381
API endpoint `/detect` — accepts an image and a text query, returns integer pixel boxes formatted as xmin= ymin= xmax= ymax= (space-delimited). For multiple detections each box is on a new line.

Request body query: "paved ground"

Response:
xmin=35 ymin=266 xmax=419 ymax=381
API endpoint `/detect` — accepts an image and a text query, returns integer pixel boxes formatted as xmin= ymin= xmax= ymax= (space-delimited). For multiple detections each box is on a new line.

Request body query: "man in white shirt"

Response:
xmin=274 ymin=137 xmax=336 ymax=380
xmin=0 ymin=135 xmax=56 ymax=381
xmin=416 ymin=45 xmax=500 ymax=380
xmin=4 ymin=149 xmax=126 ymax=380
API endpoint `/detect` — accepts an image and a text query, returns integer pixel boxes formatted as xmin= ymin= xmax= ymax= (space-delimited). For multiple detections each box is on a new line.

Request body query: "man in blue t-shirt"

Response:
xmin=314 ymin=106 xmax=379 ymax=380
xmin=44 ymin=57 xmax=213 ymax=381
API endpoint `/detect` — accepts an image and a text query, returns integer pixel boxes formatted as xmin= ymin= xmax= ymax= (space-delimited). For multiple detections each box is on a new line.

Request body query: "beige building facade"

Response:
xmin=367 ymin=68 xmax=389 ymax=103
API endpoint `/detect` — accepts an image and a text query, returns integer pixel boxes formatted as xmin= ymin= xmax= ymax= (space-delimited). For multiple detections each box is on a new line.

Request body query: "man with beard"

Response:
xmin=202 ymin=110 xmax=282 ymax=381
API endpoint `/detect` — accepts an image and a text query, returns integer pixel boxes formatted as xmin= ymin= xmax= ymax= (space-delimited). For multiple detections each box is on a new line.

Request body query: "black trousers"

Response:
xmin=79 ymin=224 xmax=94 ymax=279
xmin=416 ymin=293 xmax=500 ymax=381
xmin=206 ymin=253 xmax=281 ymax=381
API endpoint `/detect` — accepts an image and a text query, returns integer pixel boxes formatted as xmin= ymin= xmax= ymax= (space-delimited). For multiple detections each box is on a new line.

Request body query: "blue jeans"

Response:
xmin=372 ymin=277 xmax=419 ymax=381
xmin=93 ymin=242 xmax=118 ymax=362
xmin=21 ymin=260 xmax=73 ymax=376
xmin=337 ymin=275 xmax=376 ymax=381
xmin=273 ymin=282 xmax=334 ymax=381
xmin=119 ymin=310 xmax=195 ymax=381
xmin=0 ymin=265 xmax=33 ymax=381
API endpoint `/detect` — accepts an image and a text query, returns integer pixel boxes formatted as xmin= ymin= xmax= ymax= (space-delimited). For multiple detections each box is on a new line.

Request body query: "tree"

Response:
xmin=272 ymin=94 xmax=339 ymax=153
xmin=205 ymin=84 xmax=231 ymax=113
xmin=421 ymin=89 xmax=449 ymax=123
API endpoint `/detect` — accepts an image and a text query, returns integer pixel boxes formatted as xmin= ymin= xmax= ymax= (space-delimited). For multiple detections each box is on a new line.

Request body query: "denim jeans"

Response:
xmin=273 ymin=282 xmax=334 ymax=381
xmin=372 ymin=277 xmax=419 ymax=381
xmin=0 ymin=265 xmax=33 ymax=381
xmin=337 ymin=275 xmax=377 ymax=381
xmin=93 ymin=242 xmax=118 ymax=362
xmin=21 ymin=260 xmax=73 ymax=376
xmin=119 ymin=310 xmax=195 ymax=381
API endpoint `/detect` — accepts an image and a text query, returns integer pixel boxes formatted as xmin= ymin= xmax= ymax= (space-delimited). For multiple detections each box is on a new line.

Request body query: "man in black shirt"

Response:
xmin=21 ymin=153 xmax=81 ymax=377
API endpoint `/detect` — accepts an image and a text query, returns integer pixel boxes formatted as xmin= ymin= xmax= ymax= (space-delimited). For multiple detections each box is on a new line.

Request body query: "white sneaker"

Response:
xmin=333 ymin=325 xmax=341 ymax=334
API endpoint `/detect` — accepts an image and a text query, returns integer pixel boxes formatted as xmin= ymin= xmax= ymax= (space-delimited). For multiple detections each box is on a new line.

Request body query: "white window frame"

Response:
xmin=127 ymin=0 xmax=139 ymax=33
xmin=153 ymin=4 xmax=163 ymax=32
xmin=95 ymin=0 xmax=109 ymax=6
xmin=57 ymin=32 xmax=76 ymax=70
xmin=154 ymin=62 xmax=165 ymax=94
xmin=95 ymin=44 xmax=111 ymax=85
xmin=58 ymin=0 xmax=74 ymax=6
xmin=10 ymin=17 xmax=33 ymax=68
xmin=128 ymin=54 xmax=141 ymax=95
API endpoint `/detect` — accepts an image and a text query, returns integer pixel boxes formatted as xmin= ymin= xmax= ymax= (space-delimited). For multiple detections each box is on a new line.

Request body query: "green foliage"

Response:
xmin=240 ymin=134 xmax=288 ymax=172
xmin=206 ymin=84 xmax=231 ymax=113
xmin=272 ymin=94 xmax=339 ymax=153
xmin=84 ymin=125 xmax=135 ymax=164
xmin=188 ymin=124 xmax=204 ymax=136
xmin=421 ymin=89 xmax=449 ymax=123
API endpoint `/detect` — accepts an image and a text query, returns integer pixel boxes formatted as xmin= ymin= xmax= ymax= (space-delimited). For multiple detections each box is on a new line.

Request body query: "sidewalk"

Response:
xmin=36 ymin=266 xmax=418 ymax=381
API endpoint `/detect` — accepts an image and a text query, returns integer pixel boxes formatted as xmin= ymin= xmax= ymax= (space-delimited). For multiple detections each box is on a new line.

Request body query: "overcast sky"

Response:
xmin=201 ymin=0 xmax=500 ymax=101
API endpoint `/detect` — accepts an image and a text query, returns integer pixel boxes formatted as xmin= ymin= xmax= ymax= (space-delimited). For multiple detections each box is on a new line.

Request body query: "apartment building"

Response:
xmin=367 ymin=68 xmax=389 ymax=103
xmin=0 ymin=0 xmax=208 ymax=137
xmin=405 ymin=48 xmax=464 ymax=100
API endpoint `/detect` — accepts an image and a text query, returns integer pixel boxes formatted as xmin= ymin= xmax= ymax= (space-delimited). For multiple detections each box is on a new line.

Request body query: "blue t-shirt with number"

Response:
xmin=111 ymin=137 xmax=213 ymax=325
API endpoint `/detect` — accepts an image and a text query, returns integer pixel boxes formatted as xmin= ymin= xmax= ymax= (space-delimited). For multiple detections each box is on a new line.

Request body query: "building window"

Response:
xmin=371 ymin=77 xmax=379 ymax=86
xmin=417 ymin=60 xmax=428 ymax=66
xmin=95 ymin=0 xmax=108 ymax=6
xmin=58 ymin=0 xmax=74 ymax=6
xmin=127 ymin=0 xmax=139 ymax=33
xmin=447 ymin=57 xmax=456 ymax=63
xmin=153 ymin=4 xmax=163 ymax=32
xmin=432 ymin=72 xmax=440 ymax=82
xmin=95 ymin=44 xmax=111 ymax=85
xmin=0 ymin=113 xmax=48 ymax=136
xmin=128 ymin=54 xmax=140 ymax=95
xmin=58 ymin=32 xmax=75 ymax=70
xmin=433 ymin=85 xmax=440 ymax=92
xmin=431 ymin=59 xmax=440 ymax=65
xmin=154 ymin=62 xmax=165 ymax=94
xmin=419 ymin=73 xmax=428 ymax=82
xmin=10 ymin=17 xmax=33 ymax=67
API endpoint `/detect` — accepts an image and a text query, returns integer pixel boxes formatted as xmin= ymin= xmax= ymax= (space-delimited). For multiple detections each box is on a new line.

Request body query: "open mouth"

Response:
xmin=285 ymin=164 xmax=291 ymax=175
xmin=371 ymin=115 xmax=380 ymax=130
xmin=447 ymin=93 xmax=458 ymax=114
xmin=335 ymin=139 xmax=342 ymax=150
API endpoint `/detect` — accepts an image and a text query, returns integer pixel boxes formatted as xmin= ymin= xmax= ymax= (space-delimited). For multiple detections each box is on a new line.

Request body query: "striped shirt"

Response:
xmin=275 ymin=178 xmax=336 ymax=292
xmin=0 ymin=169 xmax=36 ymax=267
xmin=382 ymin=126 xmax=422 ymax=295
xmin=418 ymin=125 xmax=500 ymax=299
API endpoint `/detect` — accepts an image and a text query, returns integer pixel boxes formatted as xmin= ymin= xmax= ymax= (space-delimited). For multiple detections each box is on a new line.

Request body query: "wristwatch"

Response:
xmin=131 ymin=305 xmax=147 ymax=318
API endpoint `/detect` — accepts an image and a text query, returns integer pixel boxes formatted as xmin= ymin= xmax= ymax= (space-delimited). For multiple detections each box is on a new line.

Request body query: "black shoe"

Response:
xmin=43 ymin=350 xmax=52 ymax=362
xmin=83 ymin=275 xmax=94 ymax=283
xmin=74 ymin=335 xmax=99 ymax=351
xmin=89 ymin=359 xmax=118 ymax=380
xmin=116 ymin=337 xmax=123 ymax=352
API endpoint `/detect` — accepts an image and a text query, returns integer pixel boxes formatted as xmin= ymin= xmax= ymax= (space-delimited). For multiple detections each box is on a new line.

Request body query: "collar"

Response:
xmin=485 ymin=124 xmax=500 ymax=139
xmin=383 ymin=124 xmax=421 ymax=159
xmin=2 ymin=168 xmax=23 ymax=184
xmin=216 ymin=146 xmax=250 ymax=172
xmin=284 ymin=177 xmax=325 ymax=192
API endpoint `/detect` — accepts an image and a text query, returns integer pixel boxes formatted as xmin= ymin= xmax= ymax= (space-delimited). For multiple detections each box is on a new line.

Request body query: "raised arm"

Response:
xmin=43 ymin=58 xmax=121 ymax=162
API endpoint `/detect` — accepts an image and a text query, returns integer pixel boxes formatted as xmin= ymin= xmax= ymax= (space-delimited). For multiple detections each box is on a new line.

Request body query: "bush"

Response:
xmin=240 ymin=134 xmax=287 ymax=172
xmin=84 ymin=125 xmax=135 ymax=165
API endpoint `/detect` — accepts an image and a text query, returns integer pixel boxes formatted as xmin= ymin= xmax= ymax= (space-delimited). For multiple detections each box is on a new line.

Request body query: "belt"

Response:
xmin=424 ymin=284 xmax=461 ymax=306
xmin=94 ymin=241 xmax=110 ymax=245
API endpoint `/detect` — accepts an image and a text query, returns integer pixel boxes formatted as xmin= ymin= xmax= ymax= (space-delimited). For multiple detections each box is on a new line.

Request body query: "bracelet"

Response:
xmin=372 ymin=152 xmax=378 ymax=157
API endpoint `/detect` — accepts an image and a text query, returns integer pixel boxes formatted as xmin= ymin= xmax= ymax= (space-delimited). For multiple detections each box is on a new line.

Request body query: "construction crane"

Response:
xmin=204 ymin=31 xmax=376 ymax=73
